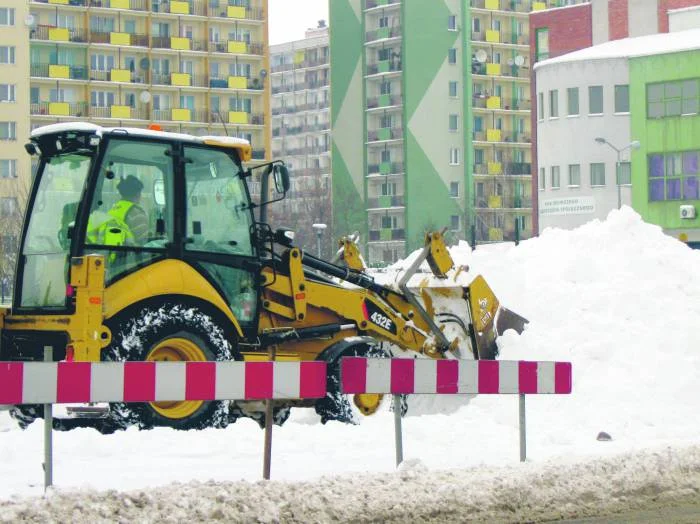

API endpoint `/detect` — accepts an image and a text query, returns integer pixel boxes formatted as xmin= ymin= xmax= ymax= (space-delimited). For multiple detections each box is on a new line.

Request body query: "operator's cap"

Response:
xmin=117 ymin=175 xmax=144 ymax=197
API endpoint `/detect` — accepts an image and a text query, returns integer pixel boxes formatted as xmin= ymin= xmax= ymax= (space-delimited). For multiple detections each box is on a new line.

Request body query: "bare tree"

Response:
xmin=0 ymin=180 xmax=29 ymax=302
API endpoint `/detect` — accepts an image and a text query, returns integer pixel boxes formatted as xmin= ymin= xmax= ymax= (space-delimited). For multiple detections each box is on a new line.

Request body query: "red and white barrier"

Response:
xmin=0 ymin=361 xmax=327 ymax=405
xmin=341 ymin=358 xmax=572 ymax=395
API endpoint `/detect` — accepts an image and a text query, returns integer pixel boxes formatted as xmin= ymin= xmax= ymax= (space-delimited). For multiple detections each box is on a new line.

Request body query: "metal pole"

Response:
xmin=262 ymin=346 xmax=276 ymax=480
xmin=616 ymin=153 xmax=622 ymax=209
xmin=316 ymin=232 xmax=322 ymax=258
xmin=43 ymin=346 xmax=53 ymax=490
xmin=393 ymin=394 xmax=403 ymax=467
xmin=519 ymin=393 xmax=526 ymax=462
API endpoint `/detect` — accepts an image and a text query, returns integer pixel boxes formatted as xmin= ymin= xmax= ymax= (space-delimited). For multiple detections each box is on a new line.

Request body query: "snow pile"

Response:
xmin=0 ymin=207 xmax=699 ymax=520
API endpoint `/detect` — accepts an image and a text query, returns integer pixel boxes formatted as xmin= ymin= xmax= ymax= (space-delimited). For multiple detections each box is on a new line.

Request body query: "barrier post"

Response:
xmin=43 ymin=346 xmax=53 ymax=490
xmin=262 ymin=346 xmax=277 ymax=480
xmin=393 ymin=394 xmax=403 ymax=467
xmin=519 ymin=393 xmax=526 ymax=462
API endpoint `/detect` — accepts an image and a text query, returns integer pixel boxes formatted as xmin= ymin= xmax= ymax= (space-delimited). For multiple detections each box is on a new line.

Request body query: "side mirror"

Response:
xmin=273 ymin=165 xmax=290 ymax=194
xmin=153 ymin=179 xmax=165 ymax=206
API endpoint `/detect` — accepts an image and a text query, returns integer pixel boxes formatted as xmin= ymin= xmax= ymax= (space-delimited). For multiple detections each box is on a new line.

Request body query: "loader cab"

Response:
xmin=16 ymin=124 xmax=260 ymax=327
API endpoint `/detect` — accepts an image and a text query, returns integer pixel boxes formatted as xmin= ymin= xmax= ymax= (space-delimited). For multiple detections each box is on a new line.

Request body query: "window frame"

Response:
xmin=567 ymin=87 xmax=579 ymax=116
xmin=549 ymin=89 xmax=559 ymax=118
xmin=614 ymin=84 xmax=630 ymax=114
xmin=590 ymin=162 xmax=606 ymax=187
xmin=568 ymin=164 xmax=581 ymax=187
xmin=588 ymin=85 xmax=604 ymax=115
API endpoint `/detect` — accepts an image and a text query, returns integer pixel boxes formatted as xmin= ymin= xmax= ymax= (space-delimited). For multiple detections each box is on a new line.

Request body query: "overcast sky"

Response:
xmin=268 ymin=0 xmax=329 ymax=45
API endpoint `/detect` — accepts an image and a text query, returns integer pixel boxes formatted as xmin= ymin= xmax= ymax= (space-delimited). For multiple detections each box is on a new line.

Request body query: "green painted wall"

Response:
xmin=629 ymin=50 xmax=700 ymax=233
xmin=403 ymin=0 xmax=463 ymax=251
xmin=330 ymin=0 xmax=367 ymax=242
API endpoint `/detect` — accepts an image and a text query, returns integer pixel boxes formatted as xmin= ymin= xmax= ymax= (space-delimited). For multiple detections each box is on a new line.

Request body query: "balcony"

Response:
xmin=89 ymin=106 xmax=149 ymax=119
xmin=367 ymin=60 xmax=402 ymax=76
xmin=471 ymin=62 xmax=529 ymax=79
xmin=368 ymin=161 xmax=404 ymax=175
xmin=368 ymin=229 xmax=405 ymax=242
xmin=271 ymin=56 xmax=329 ymax=73
xmin=209 ymin=1 xmax=265 ymax=21
xmin=209 ymin=76 xmax=264 ymax=90
xmin=271 ymin=79 xmax=329 ymax=94
xmin=368 ymin=126 xmax=403 ymax=142
xmin=366 ymin=0 xmax=400 ymax=9
xmin=149 ymin=0 xmax=207 ymax=16
xmin=150 ymin=36 xmax=208 ymax=52
xmin=367 ymin=94 xmax=402 ymax=109
xmin=366 ymin=26 xmax=402 ymax=43
xmin=209 ymin=40 xmax=264 ymax=56
xmin=90 ymin=31 xmax=149 ymax=47
xmin=88 ymin=0 xmax=148 ymax=10
xmin=470 ymin=0 xmax=534 ymax=12
xmin=30 ymin=25 xmax=88 ymax=43
xmin=31 ymin=102 xmax=88 ymax=117
xmin=31 ymin=63 xmax=89 ymax=80
xmin=31 ymin=0 xmax=88 ymax=5
xmin=472 ymin=95 xmax=531 ymax=111
xmin=471 ymin=30 xmax=529 ymax=46
xmin=473 ymin=162 xmax=531 ymax=175
xmin=476 ymin=196 xmax=533 ymax=209
xmin=367 ymin=195 xmax=405 ymax=209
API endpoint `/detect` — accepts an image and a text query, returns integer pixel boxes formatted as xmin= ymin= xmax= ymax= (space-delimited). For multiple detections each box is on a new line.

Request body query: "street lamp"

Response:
xmin=594 ymin=137 xmax=641 ymax=209
xmin=312 ymin=223 xmax=327 ymax=257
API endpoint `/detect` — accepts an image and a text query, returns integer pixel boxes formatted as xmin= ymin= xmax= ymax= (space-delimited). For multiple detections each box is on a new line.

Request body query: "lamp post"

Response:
xmin=594 ymin=137 xmax=641 ymax=209
xmin=312 ymin=223 xmax=327 ymax=257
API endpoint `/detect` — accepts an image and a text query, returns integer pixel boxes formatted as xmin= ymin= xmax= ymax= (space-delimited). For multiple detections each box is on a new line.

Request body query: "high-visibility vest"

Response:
xmin=86 ymin=200 xmax=136 ymax=246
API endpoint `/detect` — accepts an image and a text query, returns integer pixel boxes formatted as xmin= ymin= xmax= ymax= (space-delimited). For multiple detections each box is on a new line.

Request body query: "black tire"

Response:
xmin=102 ymin=299 xmax=241 ymax=432
xmin=315 ymin=343 xmax=391 ymax=425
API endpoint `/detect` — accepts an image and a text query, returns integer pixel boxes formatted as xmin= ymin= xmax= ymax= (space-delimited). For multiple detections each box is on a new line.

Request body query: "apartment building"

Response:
xmin=270 ymin=23 xmax=331 ymax=255
xmin=330 ymin=0 xmax=578 ymax=266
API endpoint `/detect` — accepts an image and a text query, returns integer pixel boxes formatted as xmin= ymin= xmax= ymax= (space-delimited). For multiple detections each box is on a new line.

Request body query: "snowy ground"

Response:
xmin=0 ymin=207 xmax=699 ymax=521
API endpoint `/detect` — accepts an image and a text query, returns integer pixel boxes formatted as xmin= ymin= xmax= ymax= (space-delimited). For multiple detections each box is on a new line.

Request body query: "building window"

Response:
xmin=449 ymin=182 xmax=460 ymax=197
xmin=0 ymin=8 xmax=14 ymax=26
xmin=590 ymin=163 xmax=606 ymax=186
xmin=567 ymin=87 xmax=579 ymax=116
xmin=618 ymin=161 xmax=631 ymax=185
xmin=0 ymin=84 xmax=15 ymax=103
xmin=380 ymin=114 xmax=392 ymax=128
xmin=449 ymin=81 xmax=458 ymax=98
xmin=648 ymin=152 xmax=699 ymax=201
xmin=568 ymin=164 xmax=581 ymax=187
xmin=380 ymin=81 xmax=391 ymax=95
xmin=0 ymin=159 xmax=17 ymax=178
xmin=449 ymin=114 xmax=459 ymax=131
xmin=379 ymin=16 xmax=389 ymax=28
xmin=380 ymin=149 xmax=391 ymax=163
xmin=448 ymin=48 xmax=457 ymax=64
xmin=450 ymin=215 xmax=460 ymax=231
xmin=551 ymin=166 xmax=560 ymax=189
xmin=615 ymin=84 xmax=630 ymax=113
xmin=448 ymin=15 xmax=457 ymax=31
xmin=0 ymin=122 xmax=16 ymax=140
xmin=449 ymin=148 xmax=460 ymax=165
xmin=0 ymin=46 xmax=15 ymax=65
xmin=538 ymin=92 xmax=544 ymax=120
xmin=589 ymin=85 xmax=603 ymax=114
xmin=647 ymin=78 xmax=699 ymax=118
xmin=535 ymin=28 xmax=549 ymax=62
xmin=0 ymin=197 xmax=17 ymax=217
xmin=549 ymin=89 xmax=558 ymax=118
xmin=539 ymin=167 xmax=545 ymax=190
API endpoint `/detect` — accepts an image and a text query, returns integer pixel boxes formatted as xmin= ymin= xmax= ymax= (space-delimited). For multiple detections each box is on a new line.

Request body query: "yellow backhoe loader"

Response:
xmin=0 ymin=123 xmax=526 ymax=433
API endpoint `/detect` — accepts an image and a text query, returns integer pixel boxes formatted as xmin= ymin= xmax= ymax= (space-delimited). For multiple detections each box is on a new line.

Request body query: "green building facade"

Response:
xmin=630 ymin=48 xmax=700 ymax=245
xmin=331 ymin=0 xmax=540 ymax=265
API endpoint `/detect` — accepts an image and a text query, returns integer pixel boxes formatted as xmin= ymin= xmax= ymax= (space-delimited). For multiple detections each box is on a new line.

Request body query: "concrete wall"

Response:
xmin=536 ymin=57 xmax=631 ymax=231
xmin=668 ymin=5 xmax=700 ymax=30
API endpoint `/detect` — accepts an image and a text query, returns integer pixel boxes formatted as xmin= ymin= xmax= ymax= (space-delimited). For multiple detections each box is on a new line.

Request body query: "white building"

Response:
xmin=534 ymin=50 xmax=633 ymax=231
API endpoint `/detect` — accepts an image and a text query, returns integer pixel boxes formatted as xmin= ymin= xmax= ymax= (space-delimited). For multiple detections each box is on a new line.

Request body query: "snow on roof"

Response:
xmin=534 ymin=28 xmax=700 ymax=71
xmin=30 ymin=122 xmax=250 ymax=148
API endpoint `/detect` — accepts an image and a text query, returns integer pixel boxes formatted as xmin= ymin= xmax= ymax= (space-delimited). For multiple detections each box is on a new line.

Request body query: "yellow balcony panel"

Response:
xmin=485 ymin=0 xmax=499 ymax=9
xmin=111 ymin=105 xmax=131 ymax=119
xmin=49 ymin=102 xmax=70 ymax=116
xmin=171 ymin=37 xmax=191 ymax=51
xmin=110 ymin=32 xmax=131 ymax=46
xmin=49 ymin=0 xmax=69 ymax=4
xmin=49 ymin=28 xmax=70 ymax=42
xmin=48 ymin=65 xmax=70 ymax=79
xmin=172 ymin=108 xmax=192 ymax=122
xmin=170 ymin=0 xmax=190 ymax=14
xmin=171 ymin=73 xmax=191 ymax=86
xmin=486 ymin=63 xmax=501 ymax=76
xmin=488 ymin=227 xmax=503 ymax=241
xmin=228 ymin=111 xmax=249 ymax=124
xmin=488 ymin=162 xmax=502 ymax=175
xmin=228 ymin=41 xmax=248 ymax=54
xmin=110 ymin=69 xmax=131 ymax=82
xmin=533 ymin=2 xmax=546 ymax=11
xmin=486 ymin=129 xmax=502 ymax=142
xmin=227 ymin=5 xmax=246 ymax=18
xmin=293 ymin=51 xmax=305 ymax=64
xmin=486 ymin=96 xmax=501 ymax=109
xmin=485 ymin=30 xmax=500 ymax=43
xmin=488 ymin=195 xmax=502 ymax=208
xmin=111 ymin=0 xmax=130 ymax=8
xmin=228 ymin=76 xmax=247 ymax=89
